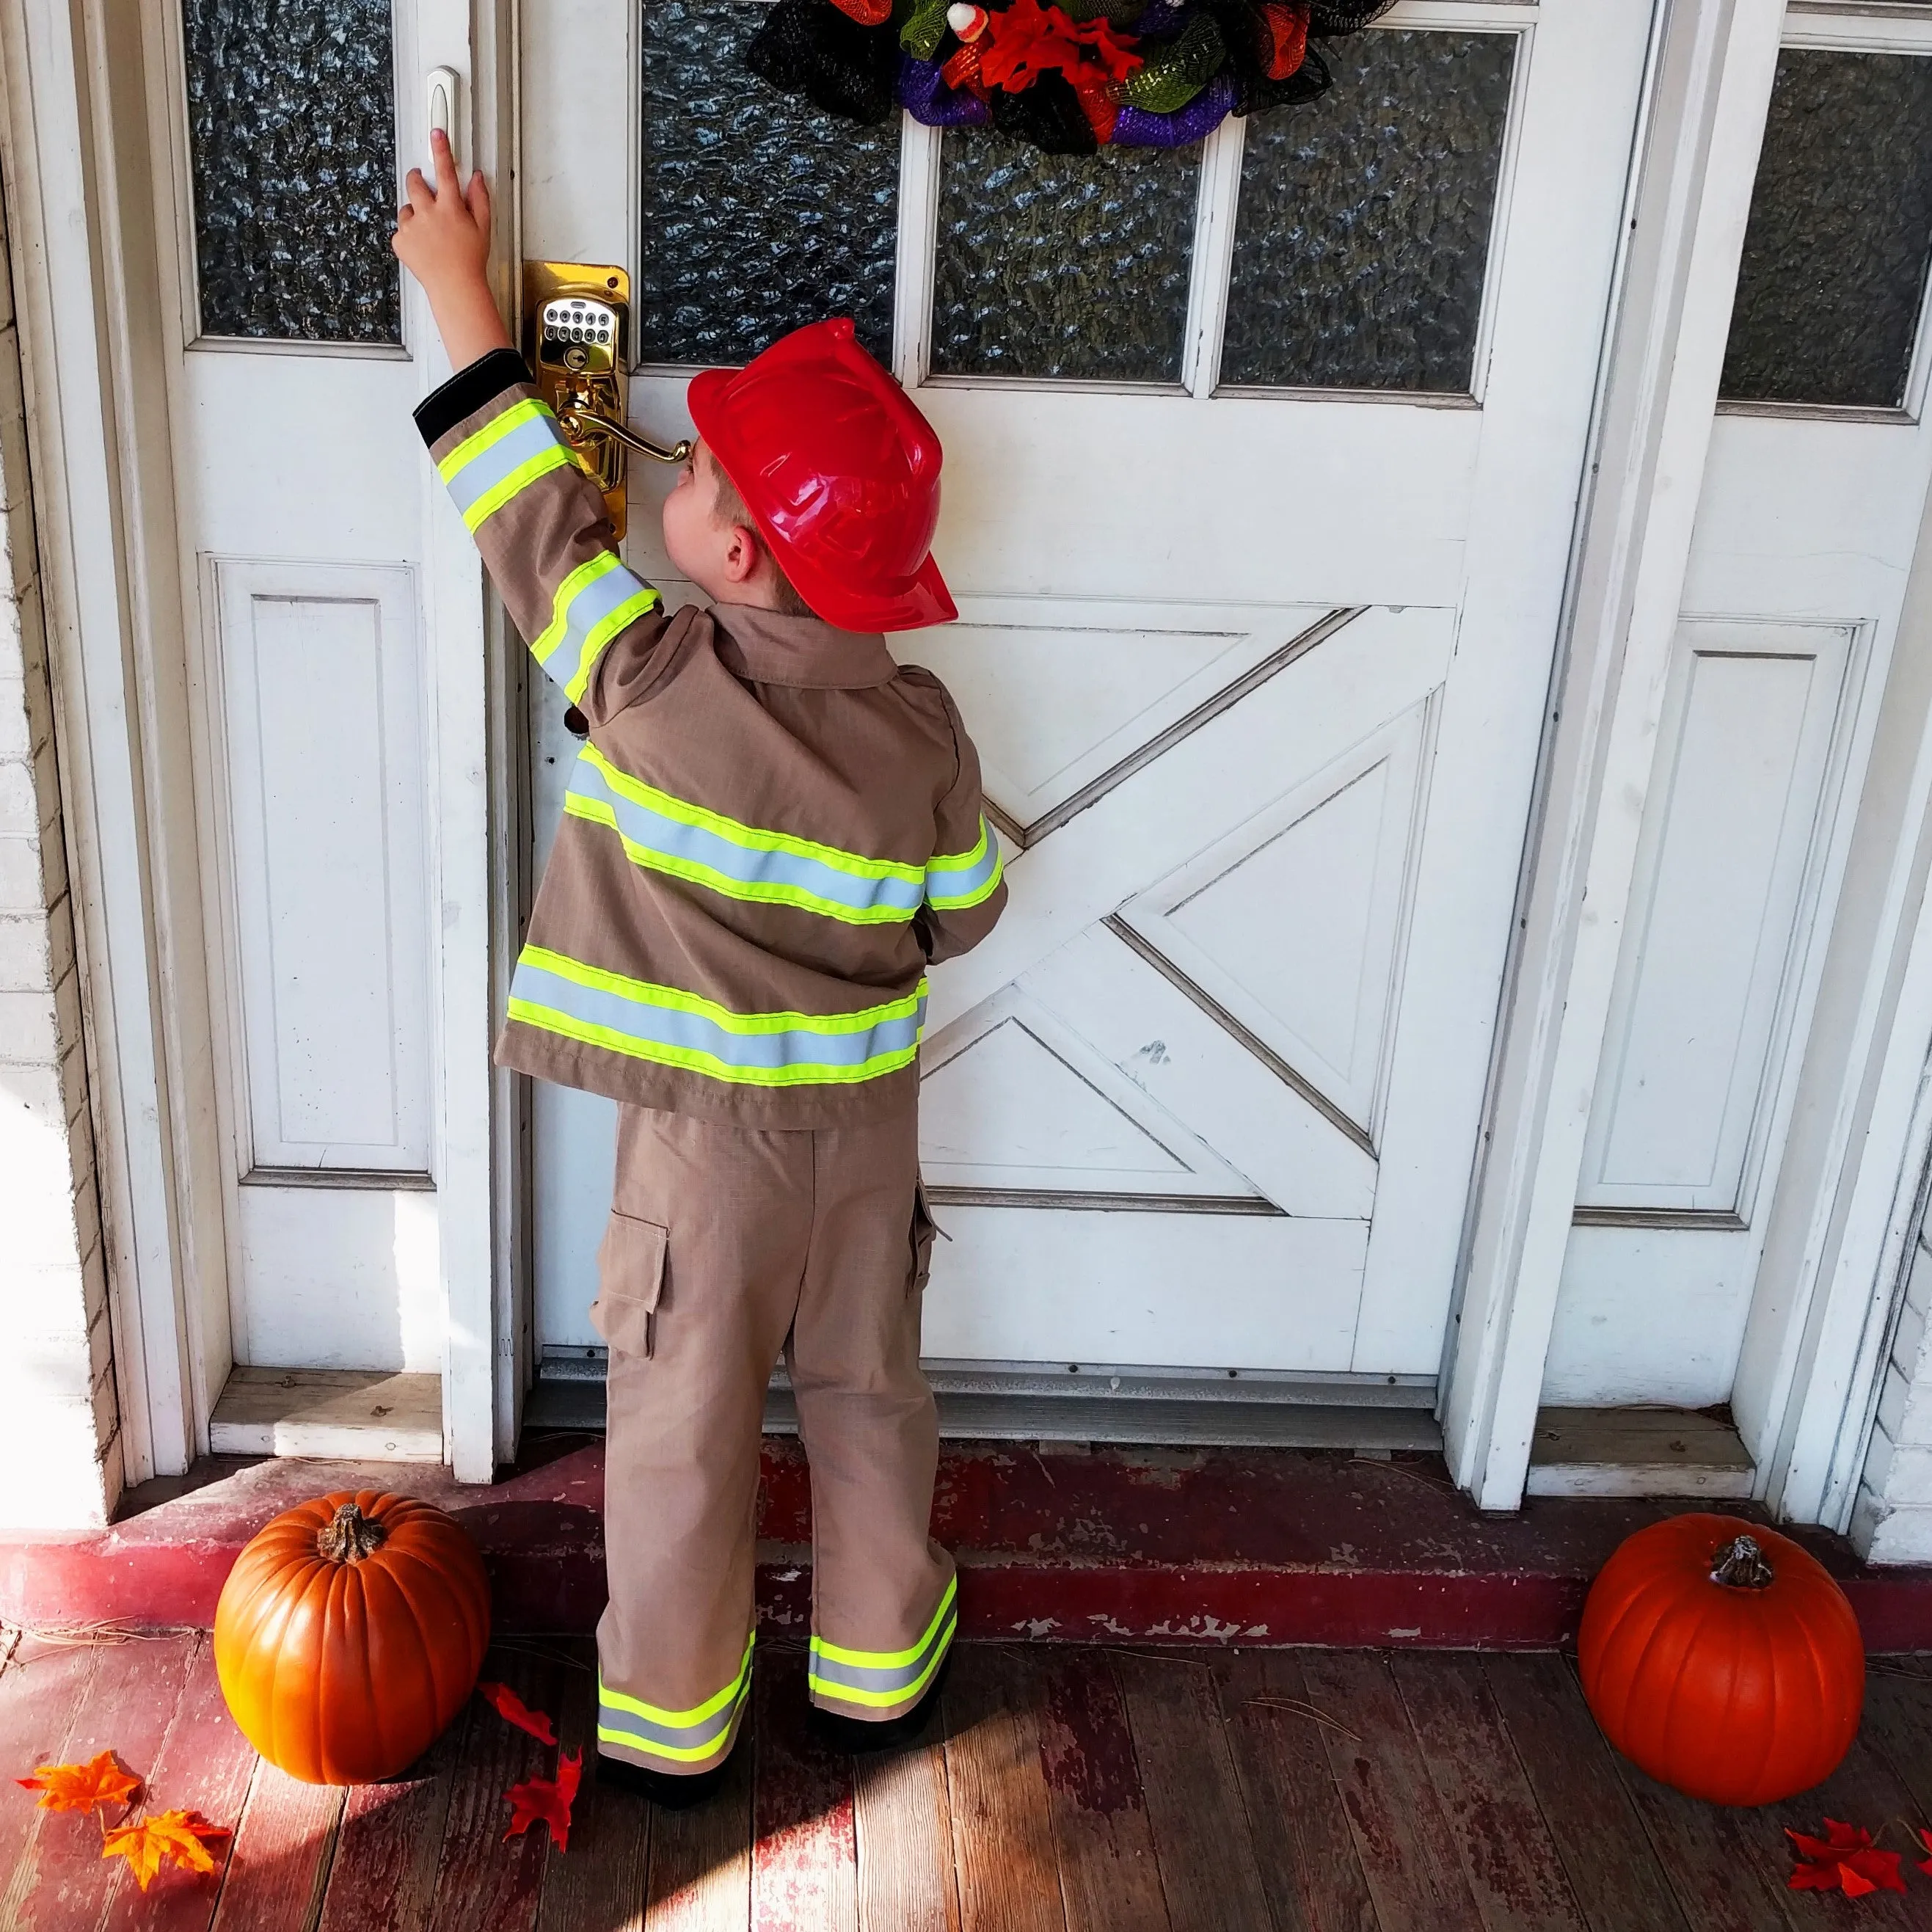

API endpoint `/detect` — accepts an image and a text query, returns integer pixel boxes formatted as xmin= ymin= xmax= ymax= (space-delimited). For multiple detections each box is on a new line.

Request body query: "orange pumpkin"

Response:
xmin=214 ymin=1490 xmax=491 ymax=1785
xmin=1578 ymin=1512 xmax=1863 ymax=1807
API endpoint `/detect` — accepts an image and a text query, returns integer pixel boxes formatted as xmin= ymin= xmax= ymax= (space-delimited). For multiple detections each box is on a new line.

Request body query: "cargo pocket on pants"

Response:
xmin=589 ymin=1211 xmax=668 ymax=1358
xmin=908 ymin=1178 xmax=938 ymax=1297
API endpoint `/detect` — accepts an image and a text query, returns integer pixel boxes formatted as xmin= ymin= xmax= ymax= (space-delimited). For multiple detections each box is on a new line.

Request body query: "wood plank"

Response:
xmin=536 ymin=1638 xmax=648 ymax=1932
xmin=941 ymin=1646 xmax=1064 ymax=1932
xmin=1391 ymin=1651 xmax=1588 ymax=1931
xmin=1480 ymin=1654 xmax=1691 ymax=1932
xmin=1754 ymin=1731 xmax=1925 ymax=1932
xmin=644 ymin=1705 xmax=752 ymax=1932
xmin=4 ymin=1636 xmax=197 ymax=1931
xmin=425 ymin=1647 xmax=566 ymax=1932
xmin=1858 ymin=1665 xmax=1932 ymax=1822
xmin=1217 ymin=1651 xmax=1376 ymax=1932
xmin=1033 ymin=1651 xmax=1166 ymax=1932
xmin=1299 ymin=1649 xmax=1484 ymax=1932
xmin=751 ymin=1647 xmax=857 ymax=1932
xmin=1114 ymin=1652 xmax=1269 ymax=1932
xmin=853 ymin=1718 xmax=959 ymax=1932
xmin=106 ymin=1632 xmax=257 ymax=1932
xmin=208 ymin=1367 xmax=442 ymax=1460
xmin=1525 ymin=1410 xmax=1754 ymax=1498
xmin=209 ymin=1761 xmax=345 ymax=1932
xmin=316 ymin=1678 xmax=467 ymax=1932
xmin=0 ymin=1641 xmax=99 ymax=1914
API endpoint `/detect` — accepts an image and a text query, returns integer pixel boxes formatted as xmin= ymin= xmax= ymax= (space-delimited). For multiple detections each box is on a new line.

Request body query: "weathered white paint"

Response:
xmin=528 ymin=1 xmax=1653 ymax=1392
xmin=1443 ymin=0 xmax=1787 ymax=1509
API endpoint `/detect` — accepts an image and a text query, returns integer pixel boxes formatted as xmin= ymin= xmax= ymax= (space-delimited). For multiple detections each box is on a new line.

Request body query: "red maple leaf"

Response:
xmin=100 ymin=1809 xmax=229 ymax=1892
xmin=1786 ymin=1820 xmax=1906 ymax=1897
xmin=1916 ymin=1825 xmax=1932 ymax=1878
xmin=17 ymin=1751 xmax=142 ymax=1815
xmin=503 ymin=1749 xmax=581 ymax=1853
xmin=477 ymin=1680 xmax=557 ymax=1746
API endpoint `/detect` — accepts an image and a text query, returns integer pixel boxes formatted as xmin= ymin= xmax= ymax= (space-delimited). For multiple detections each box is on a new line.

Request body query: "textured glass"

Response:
xmin=638 ymin=1 xmax=897 ymax=366
xmin=930 ymin=136 xmax=1200 ymax=382
xmin=1220 ymin=30 xmax=1516 ymax=393
xmin=183 ymin=0 xmax=401 ymax=343
xmin=1721 ymin=50 xmax=1932 ymax=409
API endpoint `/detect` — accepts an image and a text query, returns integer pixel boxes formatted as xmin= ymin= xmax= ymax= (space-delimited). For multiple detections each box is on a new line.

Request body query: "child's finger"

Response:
xmin=404 ymin=167 xmax=436 ymax=217
xmin=431 ymin=125 xmax=460 ymax=199
xmin=466 ymin=170 xmax=492 ymax=246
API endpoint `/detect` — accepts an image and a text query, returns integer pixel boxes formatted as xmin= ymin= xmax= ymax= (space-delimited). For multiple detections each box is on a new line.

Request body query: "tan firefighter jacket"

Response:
xmin=416 ymin=349 xmax=1007 ymax=1129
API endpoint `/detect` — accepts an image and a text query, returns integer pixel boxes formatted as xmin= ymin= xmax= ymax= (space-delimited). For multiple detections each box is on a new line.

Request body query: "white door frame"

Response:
xmin=0 ymin=0 xmax=521 ymax=1490
xmin=21 ymin=0 xmax=1931 ymax=1516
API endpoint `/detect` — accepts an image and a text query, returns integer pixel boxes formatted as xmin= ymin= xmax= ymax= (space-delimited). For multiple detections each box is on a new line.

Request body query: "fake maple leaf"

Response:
xmin=503 ymin=1748 xmax=581 ymax=1853
xmin=478 ymin=1680 xmax=558 ymax=1746
xmin=100 ymin=1809 xmax=229 ymax=1892
xmin=16 ymin=1751 xmax=141 ymax=1815
xmin=1786 ymin=1820 xmax=1906 ymax=1898
xmin=1917 ymin=1825 xmax=1932 ymax=1878
xmin=980 ymin=0 xmax=1142 ymax=92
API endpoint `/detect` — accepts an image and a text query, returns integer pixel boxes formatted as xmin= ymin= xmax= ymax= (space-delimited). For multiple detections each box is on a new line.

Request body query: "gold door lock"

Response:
xmin=524 ymin=260 xmax=690 ymax=542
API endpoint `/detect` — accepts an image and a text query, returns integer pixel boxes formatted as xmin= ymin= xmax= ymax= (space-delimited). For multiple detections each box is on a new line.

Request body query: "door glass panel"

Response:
xmin=1220 ymin=30 xmax=1516 ymax=393
xmin=182 ymin=0 xmax=401 ymax=344
xmin=1720 ymin=49 xmax=1932 ymax=410
xmin=638 ymin=0 xmax=897 ymax=367
xmin=930 ymin=135 xmax=1199 ymax=383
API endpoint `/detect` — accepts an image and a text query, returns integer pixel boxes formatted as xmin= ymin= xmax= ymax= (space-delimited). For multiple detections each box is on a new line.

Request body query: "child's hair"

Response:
xmin=707 ymin=453 xmax=814 ymax=620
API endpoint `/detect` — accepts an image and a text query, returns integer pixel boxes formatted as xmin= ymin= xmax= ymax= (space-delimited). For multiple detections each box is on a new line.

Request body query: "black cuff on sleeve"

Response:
xmin=413 ymin=347 xmax=533 ymax=448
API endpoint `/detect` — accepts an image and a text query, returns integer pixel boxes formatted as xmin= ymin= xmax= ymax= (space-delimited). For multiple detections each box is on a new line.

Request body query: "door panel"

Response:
xmin=523 ymin=1 xmax=1655 ymax=1387
xmin=1547 ymin=22 xmax=1932 ymax=1411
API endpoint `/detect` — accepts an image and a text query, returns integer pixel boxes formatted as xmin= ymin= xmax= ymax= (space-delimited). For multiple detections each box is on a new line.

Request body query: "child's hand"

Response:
xmin=393 ymin=128 xmax=511 ymax=368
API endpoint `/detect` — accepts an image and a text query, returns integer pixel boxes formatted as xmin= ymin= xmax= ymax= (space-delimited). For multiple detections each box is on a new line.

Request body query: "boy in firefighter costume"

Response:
xmin=394 ymin=134 xmax=1004 ymax=1805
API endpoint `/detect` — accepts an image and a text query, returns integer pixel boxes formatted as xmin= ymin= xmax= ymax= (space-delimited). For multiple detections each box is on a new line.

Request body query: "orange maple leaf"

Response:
xmin=16 ymin=1751 xmax=141 ymax=1815
xmin=503 ymin=1748 xmax=582 ymax=1853
xmin=100 ymin=1808 xmax=229 ymax=1892
xmin=478 ymin=1680 xmax=557 ymax=1746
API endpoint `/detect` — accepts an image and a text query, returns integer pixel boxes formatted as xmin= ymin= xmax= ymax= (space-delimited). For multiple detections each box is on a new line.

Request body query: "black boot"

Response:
xmin=808 ymin=1650 xmax=953 ymax=1756
xmin=597 ymin=1744 xmax=737 ymax=1811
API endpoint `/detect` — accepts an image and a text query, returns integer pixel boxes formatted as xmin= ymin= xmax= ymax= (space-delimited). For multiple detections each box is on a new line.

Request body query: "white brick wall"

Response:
xmin=0 ymin=167 xmax=120 ymax=1529
xmin=1853 ymin=1225 xmax=1932 ymax=1564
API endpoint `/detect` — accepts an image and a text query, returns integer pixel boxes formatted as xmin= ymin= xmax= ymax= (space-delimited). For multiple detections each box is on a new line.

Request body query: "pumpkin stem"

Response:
xmin=316 ymin=1501 xmax=389 ymax=1564
xmin=1710 ymin=1533 xmax=1774 ymax=1590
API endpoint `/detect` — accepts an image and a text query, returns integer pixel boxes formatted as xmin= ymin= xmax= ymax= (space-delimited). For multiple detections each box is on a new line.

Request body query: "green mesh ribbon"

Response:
xmin=1063 ymin=0 xmax=1148 ymax=25
xmin=899 ymin=0 xmax=952 ymax=60
xmin=1113 ymin=11 xmax=1225 ymax=112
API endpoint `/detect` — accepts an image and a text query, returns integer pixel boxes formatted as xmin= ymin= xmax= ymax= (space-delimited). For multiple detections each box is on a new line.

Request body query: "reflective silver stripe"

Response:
xmin=808 ymin=1579 xmax=958 ymax=1710
xmin=925 ymin=817 xmax=1004 ymax=911
xmin=597 ymin=1633 xmax=754 ymax=1765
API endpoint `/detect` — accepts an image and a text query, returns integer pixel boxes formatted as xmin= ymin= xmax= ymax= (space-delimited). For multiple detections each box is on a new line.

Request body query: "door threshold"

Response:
xmin=1524 ymin=1405 xmax=1754 ymax=1498
xmin=526 ymin=1354 xmax=1443 ymax=1451
xmin=208 ymin=1366 xmax=442 ymax=1461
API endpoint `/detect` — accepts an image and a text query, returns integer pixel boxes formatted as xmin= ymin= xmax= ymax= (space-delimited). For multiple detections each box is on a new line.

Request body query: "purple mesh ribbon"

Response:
xmin=897 ymin=55 xmax=991 ymax=127
xmin=1131 ymin=0 xmax=1194 ymax=39
xmin=1111 ymin=68 xmax=1233 ymax=145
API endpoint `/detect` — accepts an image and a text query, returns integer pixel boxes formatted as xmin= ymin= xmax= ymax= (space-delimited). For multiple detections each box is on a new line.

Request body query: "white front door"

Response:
xmin=1543 ymin=12 xmax=1932 ymax=1414
xmin=522 ymin=1 xmax=1653 ymax=1398
xmin=139 ymin=0 xmax=499 ymax=1466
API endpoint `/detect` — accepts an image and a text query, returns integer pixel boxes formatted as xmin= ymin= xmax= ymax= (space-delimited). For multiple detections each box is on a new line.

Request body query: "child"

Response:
xmin=393 ymin=132 xmax=1005 ymax=1807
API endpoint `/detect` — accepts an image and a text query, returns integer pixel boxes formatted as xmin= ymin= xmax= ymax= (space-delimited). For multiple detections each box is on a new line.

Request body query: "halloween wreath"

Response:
xmin=747 ymin=0 xmax=1399 ymax=156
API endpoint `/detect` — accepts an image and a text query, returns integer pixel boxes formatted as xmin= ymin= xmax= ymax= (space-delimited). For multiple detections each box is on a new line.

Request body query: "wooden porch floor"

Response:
xmin=3 ymin=1630 xmax=1931 ymax=1931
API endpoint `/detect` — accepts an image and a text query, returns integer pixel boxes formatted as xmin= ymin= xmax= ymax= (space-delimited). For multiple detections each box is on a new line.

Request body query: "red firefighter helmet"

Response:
xmin=688 ymin=319 xmax=956 ymax=633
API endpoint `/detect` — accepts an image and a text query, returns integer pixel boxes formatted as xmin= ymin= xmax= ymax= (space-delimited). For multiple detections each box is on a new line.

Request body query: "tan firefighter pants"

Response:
xmin=590 ymin=1103 xmax=955 ymax=1776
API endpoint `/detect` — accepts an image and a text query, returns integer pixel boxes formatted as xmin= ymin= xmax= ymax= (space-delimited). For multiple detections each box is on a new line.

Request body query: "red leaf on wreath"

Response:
xmin=503 ymin=1749 xmax=581 ymax=1853
xmin=477 ymin=1681 xmax=557 ymax=1746
xmin=1785 ymin=1820 xmax=1906 ymax=1896
xmin=980 ymin=0 xmax=1142 ymax=93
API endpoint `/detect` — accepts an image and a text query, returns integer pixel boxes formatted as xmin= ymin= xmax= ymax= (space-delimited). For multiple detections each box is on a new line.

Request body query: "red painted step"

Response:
xmin=2 ymin=1439 xmax=1928 ymax=1650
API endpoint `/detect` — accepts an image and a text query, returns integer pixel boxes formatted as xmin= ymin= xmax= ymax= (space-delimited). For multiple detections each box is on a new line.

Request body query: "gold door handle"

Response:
xmin=558 ymin=409 xmax=691 ymax=466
